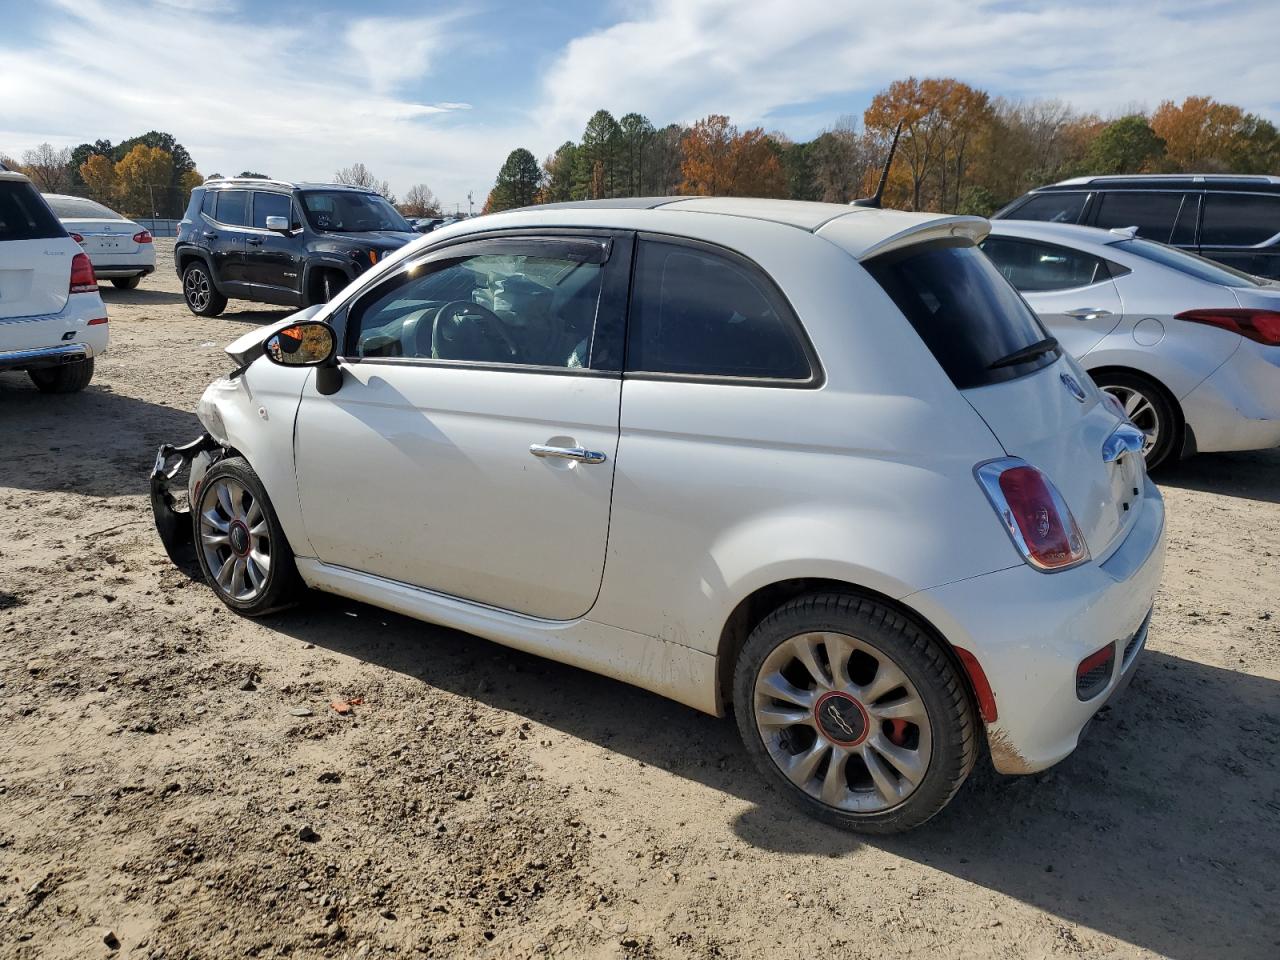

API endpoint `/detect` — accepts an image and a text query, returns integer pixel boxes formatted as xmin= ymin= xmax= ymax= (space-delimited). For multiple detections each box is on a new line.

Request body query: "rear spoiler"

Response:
xmin=817 ymin=212 xmax=990 ymax=261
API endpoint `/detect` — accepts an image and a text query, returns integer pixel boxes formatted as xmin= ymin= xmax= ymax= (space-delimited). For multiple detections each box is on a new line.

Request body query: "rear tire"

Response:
xmin=192 ymin=456 xmax=301 ymax=616
xmin=28 ymin=358 xmax=94 ymax=393
xmin=733 ymin=592 xmax=978 ymax=834
xmin=1092 ymin=370 xmax=1179 ymax=470
xmin=111 ymin=276 xmax=141 ymax=290
xmin=182 ymin=261 xmax=227 ymax=317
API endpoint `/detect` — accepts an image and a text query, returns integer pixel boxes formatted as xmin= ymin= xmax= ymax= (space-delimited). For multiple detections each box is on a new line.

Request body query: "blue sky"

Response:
xmin=2 ymin=0 xmax=1277 ymax=211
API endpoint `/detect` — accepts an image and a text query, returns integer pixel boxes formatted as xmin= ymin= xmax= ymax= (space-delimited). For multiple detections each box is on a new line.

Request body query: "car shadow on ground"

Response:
xmin=0 ymin=376 xmax=202 ymax=498
xmin=264 ymin=593 xmax=1279 ymax=960
xmin=99 ymin=286 xmax=187 ymax=308
xmin=1156 ymin=446 xmax=1280 ymax=505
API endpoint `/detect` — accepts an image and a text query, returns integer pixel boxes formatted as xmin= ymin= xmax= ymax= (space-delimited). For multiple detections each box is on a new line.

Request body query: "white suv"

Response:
xmin=151 ymin=198 xmax=1166 ymax=833
xmin=0 ymin=171 xmax=108 ymax=392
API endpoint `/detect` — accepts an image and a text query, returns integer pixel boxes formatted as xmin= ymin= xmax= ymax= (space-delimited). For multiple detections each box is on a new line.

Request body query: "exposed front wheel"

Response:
xmin=193 ymin=457 xmax=300 ymax=615
xmin=111 ymin=276 xmax=141 ymax=290
xmin=182 ymin=262 xmax=227 ymax=317
xmin=28 ymin=358 xmax=94 ymax=393
xmin=734 ymin=593 xmax=978 ymax=834
xmin=1093 ymin=371 xmax=1179 ymax=470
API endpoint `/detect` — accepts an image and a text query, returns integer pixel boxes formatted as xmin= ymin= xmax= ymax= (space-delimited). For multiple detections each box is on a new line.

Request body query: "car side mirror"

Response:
xmin=264 ymin=321 xmax=336 ymax=368
xmin=265 ymin=215 xmax=291 ymax=233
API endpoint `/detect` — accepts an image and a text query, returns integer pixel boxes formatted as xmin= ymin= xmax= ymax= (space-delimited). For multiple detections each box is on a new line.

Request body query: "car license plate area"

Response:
xmin=1108 ymin=451 xmax=1142 ymax=523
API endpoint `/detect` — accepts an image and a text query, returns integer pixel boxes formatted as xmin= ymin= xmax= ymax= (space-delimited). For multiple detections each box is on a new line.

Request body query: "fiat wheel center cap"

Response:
xmin=814 ymin=691 xmax=869 ymax=746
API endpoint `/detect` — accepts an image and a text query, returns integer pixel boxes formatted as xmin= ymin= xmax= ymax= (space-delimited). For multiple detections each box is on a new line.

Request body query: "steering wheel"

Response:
xmin=431 ymin=300 xmax=518 ymax=361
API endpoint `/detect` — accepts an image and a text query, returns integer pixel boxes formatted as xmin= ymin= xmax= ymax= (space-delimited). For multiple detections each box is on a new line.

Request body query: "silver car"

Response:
xmin=984 ymin=221 xmax=1280 ymax=468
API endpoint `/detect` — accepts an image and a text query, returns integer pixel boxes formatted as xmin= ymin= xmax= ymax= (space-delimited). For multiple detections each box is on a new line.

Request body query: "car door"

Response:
xmin=243 ymin=191 xmax=304 ymax=298
xmin=292 ymin=232 xmax=630 ymax=621
xmin=1198 ymin=191 xmax=1280 ymax=280
xmin=207 ymin=189 xmax=249 ymax=286
xmin=981 ymin=235 xmax=1124 ymax=358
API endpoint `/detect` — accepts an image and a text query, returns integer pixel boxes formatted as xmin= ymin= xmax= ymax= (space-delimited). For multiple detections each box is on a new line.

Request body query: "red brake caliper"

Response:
xmin=886 ymin=719 xmax=911 ymax=746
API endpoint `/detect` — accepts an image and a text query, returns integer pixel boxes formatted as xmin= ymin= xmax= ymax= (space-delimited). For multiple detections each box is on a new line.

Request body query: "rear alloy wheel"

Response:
xmin=28 ymin=358 xmax=94 ymax=393
xmin=735 ymin=593 xmax=977 ymax=833
xmin=111 ymin=276 xmax=141 ymax=290
xmin=182 ymin=262 xmax=227 ymax=317
xmin=1093 ymin=372 xmax=1178 ymax=469
xmin=193 ymin=457 xmax=299 ymax=615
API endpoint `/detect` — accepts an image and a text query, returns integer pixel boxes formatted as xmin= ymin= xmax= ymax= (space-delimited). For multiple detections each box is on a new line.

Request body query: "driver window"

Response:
xmin=349 ymin=248 xmax=605 ymax=369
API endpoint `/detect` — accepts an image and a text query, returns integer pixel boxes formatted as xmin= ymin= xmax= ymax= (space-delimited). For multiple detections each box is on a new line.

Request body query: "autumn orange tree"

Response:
xmin=679 ymin=115 xmax=786 ymax=197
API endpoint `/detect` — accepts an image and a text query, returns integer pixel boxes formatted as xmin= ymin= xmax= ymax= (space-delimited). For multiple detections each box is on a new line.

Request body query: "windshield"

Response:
xmin=1111 ymin=238 xmax=1269 ymax=288
xmin=45 ymin=196 xmax=125 ymax=220
xmin=299 ymin=190 xmax=410 ymax=233
xmin=865 ymin=240 xmax=1055 ymax=390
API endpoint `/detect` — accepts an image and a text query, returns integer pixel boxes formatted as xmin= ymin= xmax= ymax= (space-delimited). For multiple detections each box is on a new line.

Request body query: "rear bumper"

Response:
xmin=94 ymin=263 xmax=156 ymax=278
xmin=1182 ymin=341 xmax=1280 ymax=453
xmin=907 ymin=481 xmax=1166 ymax=774
xmin=0 ymin=342 xmax=93 ymax=372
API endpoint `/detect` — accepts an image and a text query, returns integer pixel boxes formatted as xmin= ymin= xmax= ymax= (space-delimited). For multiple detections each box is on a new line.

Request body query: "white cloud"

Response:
xmin=0 ymin=0 xmax=505 ymax=208
xmin=537 ymin=0 xmax=1280 ymax=136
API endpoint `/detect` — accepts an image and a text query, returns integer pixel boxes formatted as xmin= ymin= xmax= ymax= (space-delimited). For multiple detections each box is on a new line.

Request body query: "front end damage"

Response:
xmin=150 ymin=433 xmax=224 ymax=564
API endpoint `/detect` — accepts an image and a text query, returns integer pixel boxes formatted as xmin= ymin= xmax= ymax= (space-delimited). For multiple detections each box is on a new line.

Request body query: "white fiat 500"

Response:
xmin=152 ymin=198 xmax=1165 ymax=833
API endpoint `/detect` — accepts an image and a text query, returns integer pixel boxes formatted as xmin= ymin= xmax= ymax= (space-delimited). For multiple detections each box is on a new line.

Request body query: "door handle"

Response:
xmin=247 ymin=237 xmax=263 ymax=246
xmin=1065 ymin=307 xmax=1112 ymax=320
xmin=529 ymin=443 xmax=607 ymax=464
xmin=1102 ymin=423 xmax=1145 ymax=463
xmin=202 ymin=230 xmax=218 ymax=239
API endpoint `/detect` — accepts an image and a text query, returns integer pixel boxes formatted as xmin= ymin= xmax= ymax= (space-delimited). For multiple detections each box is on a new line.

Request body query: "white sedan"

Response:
xmin=43 ymin=194 xmax=155 ymax=289
xmin=150 ymin=198 xmax=1164 ymax=833
xmin=985 ymin=220 xmax=1280 ymax=468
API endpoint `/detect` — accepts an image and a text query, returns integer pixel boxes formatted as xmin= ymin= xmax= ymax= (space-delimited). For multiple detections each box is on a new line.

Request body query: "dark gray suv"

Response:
xmin=993 ymin=174 xmax=1280 ymax=280
xmin=174 ymin=178 xmax=417 ymax=316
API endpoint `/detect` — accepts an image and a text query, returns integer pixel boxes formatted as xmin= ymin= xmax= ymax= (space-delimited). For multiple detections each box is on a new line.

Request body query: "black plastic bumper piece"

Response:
xmin=150 ymin=433 xmax=220 ymax=564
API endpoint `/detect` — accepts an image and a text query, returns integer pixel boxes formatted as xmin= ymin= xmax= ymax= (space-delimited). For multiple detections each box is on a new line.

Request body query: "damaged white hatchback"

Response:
xmin=152 ymin=198 xmax=1166 ymax=833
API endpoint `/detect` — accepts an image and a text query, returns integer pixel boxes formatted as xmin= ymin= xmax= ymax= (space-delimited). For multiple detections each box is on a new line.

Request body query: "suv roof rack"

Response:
xmin=1051 ymin=173 xmax=1280 ymax=187
xmin=205 ymin=176 xmax=299 ymax=189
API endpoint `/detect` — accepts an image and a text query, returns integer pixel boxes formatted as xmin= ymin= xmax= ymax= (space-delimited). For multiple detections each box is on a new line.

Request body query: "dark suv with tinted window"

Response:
xmin=174 ymin=178 xmax=417 ymax=316
xmin=992 ymin=174 xmax=1280 ymax=280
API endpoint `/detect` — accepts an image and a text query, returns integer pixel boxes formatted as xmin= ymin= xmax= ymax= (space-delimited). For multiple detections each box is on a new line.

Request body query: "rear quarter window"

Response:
xmin=0 ymin=182 xmax=65 ymax=241
xmin=1201 ymin=193 xmax=1280 ymax=247
xmin=866 ymin=240 xmax=1055 ymax=389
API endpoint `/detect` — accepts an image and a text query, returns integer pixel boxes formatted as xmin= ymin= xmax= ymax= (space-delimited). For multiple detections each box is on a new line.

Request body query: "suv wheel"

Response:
xmin=111 ymin=276 xmax=141 ymax=290
xmin=193 ymin=457 xmax=300 ymax=616
xmin=734 ymin=592 xmax=978 ymax=834
xmin=182 ymin=261 xmax=227 ymax=317
xmin=1093 ymin=371 xmax=1178 ymax=469
xmin=28 ymin=358 xmax=94 ymax=393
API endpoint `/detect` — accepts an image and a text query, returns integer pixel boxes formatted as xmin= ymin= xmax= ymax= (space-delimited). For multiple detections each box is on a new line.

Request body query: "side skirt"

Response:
xmin=295 ymin=559 xmax=721 ymax=716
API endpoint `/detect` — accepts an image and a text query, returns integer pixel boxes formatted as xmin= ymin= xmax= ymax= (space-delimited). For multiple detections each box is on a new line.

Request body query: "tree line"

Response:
xmin=2 ymin=132 xmax=206 ymax=219
xmin=483 ymin=79 xmax=1280 ymax=215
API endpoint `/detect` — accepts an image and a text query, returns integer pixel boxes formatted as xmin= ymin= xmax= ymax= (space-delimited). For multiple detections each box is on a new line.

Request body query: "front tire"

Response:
xmin=182 ymin=261 xmax=227 ymax=317
xmin=193 ymin=457 xmax=300 ymax=616
xmin=28 ymin=358 xmax=94 ymax=393
xmin=111 ymin=276 xmax=141 ymax=290
xmin=733 ymin=593 xmax=977 ymax=834
xmin=1093 ymin=371 xmax=1179 ymax=470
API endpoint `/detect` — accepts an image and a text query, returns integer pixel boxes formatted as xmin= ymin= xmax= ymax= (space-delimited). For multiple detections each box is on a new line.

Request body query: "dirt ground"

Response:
xmin=1 ymin=240 xmax=1278 ymax=960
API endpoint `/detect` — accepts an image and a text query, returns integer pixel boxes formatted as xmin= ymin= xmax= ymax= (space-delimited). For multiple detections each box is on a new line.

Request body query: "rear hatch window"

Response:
xmin=865 ymin=240 xmax=1056 ymax=389
xmin=0 ymin=181 xmax=65 ymax=241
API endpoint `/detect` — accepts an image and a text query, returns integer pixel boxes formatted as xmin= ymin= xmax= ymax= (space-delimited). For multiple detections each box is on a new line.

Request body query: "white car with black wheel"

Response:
xmin=151 ymin=198 xmax=1165 ymax=833
xmin=0 ymin=171 xmax=108 ymax=392
xmin=984 ymin=221 xmax=1280 ymax=468
xmin=43 ymin=193 xmax=155 ymax=290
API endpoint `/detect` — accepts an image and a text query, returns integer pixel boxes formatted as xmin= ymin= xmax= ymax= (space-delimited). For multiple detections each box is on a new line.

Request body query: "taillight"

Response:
xmin=1075 ymin=643 xmax=1115 ymax=700
xmin=69 ymin=252 xmax=97 ymax=293
xmin=69 ymin=232 xmax=84 ymax=244
xmin=1175 ymin=308 xmax=1280 ymax=346
xmin=975 ymin=458 xmax=1089 ymax=572
xmin=1101 ymin=391 xmax=1126 ymax=419
xmin=133 ymin=230 xmax=153 ymax=244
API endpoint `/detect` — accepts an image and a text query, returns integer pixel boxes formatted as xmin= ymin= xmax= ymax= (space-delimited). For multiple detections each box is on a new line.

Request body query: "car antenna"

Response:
xmin=852 ymin=120 xmax=903 ymax=208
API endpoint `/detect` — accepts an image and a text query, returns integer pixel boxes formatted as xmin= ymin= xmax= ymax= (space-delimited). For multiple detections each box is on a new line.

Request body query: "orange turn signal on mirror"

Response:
xmin=368 ymin=250 xmax=378 ymax=265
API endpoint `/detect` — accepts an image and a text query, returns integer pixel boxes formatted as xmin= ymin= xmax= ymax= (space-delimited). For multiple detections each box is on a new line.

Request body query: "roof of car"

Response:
xmin=202 ymin=177 xmax=380 ymax=194
xmin=0 ymin=170 xmax=31 ymax=183
xmin=496 ymin=197 xmax=990 ymax=258
xmin=1037 ymin=173 xmax=1280 ymax=191
xmin=988 ymin=219 xmax=1129 ymax=247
